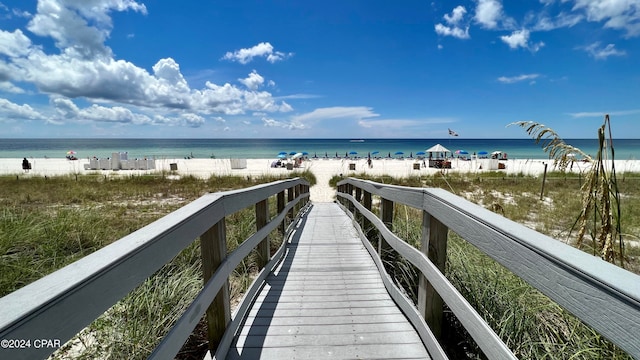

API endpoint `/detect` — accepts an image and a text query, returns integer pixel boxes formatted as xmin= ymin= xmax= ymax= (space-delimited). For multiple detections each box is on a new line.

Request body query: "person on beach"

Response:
xmin=22 ymin=157 xmax=31 ymax=172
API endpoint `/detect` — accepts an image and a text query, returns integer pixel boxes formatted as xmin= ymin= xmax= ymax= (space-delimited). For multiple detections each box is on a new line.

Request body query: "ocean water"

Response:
xmin=0 ymin=138 xmax=638 ymax=160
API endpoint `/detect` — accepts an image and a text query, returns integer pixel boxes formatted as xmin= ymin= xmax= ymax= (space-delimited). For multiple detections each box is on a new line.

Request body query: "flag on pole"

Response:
xmin=448 ymin=128 xmax=459 ymax=137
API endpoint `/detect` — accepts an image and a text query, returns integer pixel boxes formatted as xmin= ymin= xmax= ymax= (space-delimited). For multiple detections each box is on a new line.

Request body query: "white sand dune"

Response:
xmin=5 ymin=157 xmax=639 ymax=203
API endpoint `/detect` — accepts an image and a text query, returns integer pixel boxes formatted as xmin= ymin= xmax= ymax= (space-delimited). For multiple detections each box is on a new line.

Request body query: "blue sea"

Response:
xmin=0 ymin=138 xmax=638 ymax=160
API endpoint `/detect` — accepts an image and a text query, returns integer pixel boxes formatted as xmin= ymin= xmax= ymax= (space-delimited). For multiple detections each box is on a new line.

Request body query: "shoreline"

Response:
xmin=5 ymin=157 xmax=640 ymax=202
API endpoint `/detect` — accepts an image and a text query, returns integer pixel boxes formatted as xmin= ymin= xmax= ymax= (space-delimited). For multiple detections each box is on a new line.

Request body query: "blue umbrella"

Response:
xmin=289 ymin=151 xmax=297 ymax=155
xmin=371 ymin=151 xmax=380 ymax=155
xmin=278 ymin=151 xmax=287 ymax=155
xmin=395 ymin=151 xmax=404 ymax=155
xmin=277 ymin=154 xmax=286 ymax=158
xmin=302 ymin=151 xmax=309 ymax=155
xmin=455 ymin=150 xmax=469 ymax=155
xmin=478 ymin=151 xmax=488 ymax=155
xmin=416 ymin=151 xmax=426 ymax=156
xmin=349 ymin=151 xmax=358 ymax=155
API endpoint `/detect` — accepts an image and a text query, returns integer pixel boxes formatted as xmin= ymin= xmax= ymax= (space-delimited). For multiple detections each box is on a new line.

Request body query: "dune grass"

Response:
xmin=0 ymin=170 xmax=314 ymax=359
xmin=334 ymin=171 xmax=639 ymax=359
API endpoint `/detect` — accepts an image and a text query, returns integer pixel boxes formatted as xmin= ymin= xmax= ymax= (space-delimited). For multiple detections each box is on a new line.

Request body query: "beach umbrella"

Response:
xmin=67 ymin=150 xmax=76 ymax=155
xmin=278 ymin=151 xmax=287 ymax=155
xmin=292 ymin=152 xmax=303 ymax=159
xmin=409 ymin=152 xmax=413 ymax=158
xmin=491 ymin=151 xmax=502 ymax=155
xmin=478 ymin=151 xmax=488 ymax=155
xmin=302 ymin=151 xmax=309 ymax=156
xmin=395 ymin=151 xmax=404 ymax=156
xmin=289 ymin=151 xmax=297 ymax=155
xmin=416 ymin=151 xmax=426 ymax=156
xmin=349 ymin=151 xmax=358 ymax=155
xmin=277 ymin=154 xmax=287 ymax=159
xmin=455 ymin=150 xmax=469 ymax=155
xmin=371 ymin=151 xmax=380 ymax=155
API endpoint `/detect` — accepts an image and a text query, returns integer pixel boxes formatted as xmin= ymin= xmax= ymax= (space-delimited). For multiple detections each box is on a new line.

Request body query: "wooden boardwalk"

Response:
xmin=225 ymin=203 xmax=430 ymax=359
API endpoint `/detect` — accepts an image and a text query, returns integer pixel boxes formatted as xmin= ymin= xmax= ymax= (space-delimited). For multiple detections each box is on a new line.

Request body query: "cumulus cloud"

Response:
xmin=475 ymin=0 xmax=504 ymax=29
xmin=27 ymin=0 xmax=147 ymax=59
xmin=582 ymin=42 xmax=627 ymax=59
xmin=435 ymin=6 xmax=470 ymax=39
xmin=0 ymin=98 xmax=45 ymax=120
xmin=239 ymin=70 xmax=265 ymax=90
xmin=500 ymin=29 xmax=545 ymax=52
xmin=0 ymin=1 xmax=293 ymax=129
xmin=222 ymin=42 xmax=293 ymax=64
xmin=571 ymin=0 xmax=640 ymax=37
xmin=497 ymin=74 xmax=540 ymax=84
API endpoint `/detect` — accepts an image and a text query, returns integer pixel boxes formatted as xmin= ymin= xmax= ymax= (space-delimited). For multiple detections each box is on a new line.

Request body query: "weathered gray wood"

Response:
xmin=223 ymin=203 xmax=430 ymax=360
xmin=277 ymin=190 xmax=285 ymax=233
xmin=422 ymin=187 xmax=640 ymax=357
xmin=0 ymin=178 xmax=309 ymax=360
xmin=151 ymin=191 xmax=307 ymax=359
xmin=418 ymin=210 xmax=448 ymax=339
xmin=337 ymin=178 xmax=640 ymax=358
xmin=338 ymin=190 xmax=516 ymax=359
xmin=201 ymin=219 xmax=231 ymax=351
xmin=255 ymin=199 xmax=270 ymax=268
xmin=379 ymin=197 xmax=394 ymax=256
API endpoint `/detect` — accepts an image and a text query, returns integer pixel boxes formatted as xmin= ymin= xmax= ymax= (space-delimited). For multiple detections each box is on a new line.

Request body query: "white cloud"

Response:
xmin=0 ymin=1 xmax=294 ymax=130
xmin=571 ymin=0 xmax=640 ymax=37
xmin=291 ymin=106 xmax=379 ymax=123
xmin=0 ymin=98 xmax=45 ymax=120
xmin=500 ymin=29 xmax=545 ymax=52
xmin=445 ymin=5 xmax=467 ymax=25
xmin=583 ymin=42 xmax=626 ymax=59
xmin=239 ymin=70 xmax=265 ymax=90
xmin=27 ymin=0 xmax=147 ymax=59
xmin=497 ymin=74 xmax=540 ymax=84
xmin=0 ymin=29 xmax=32 ymax=58
xmin=222 ymin=42 xmax=293 ymax=64
xmin=435 ymin=6 xmax=470 ymax=39
xmin=569 ymin=109 xmax=640 ymax=118
xmin=533 ymin=12 xmax=584 ymax=31
xmin=475 ymin=0 xmax=504 ymax=29
xmin=435 ymin=23 xmax=470 ymax=39
xmin=262 ymin=117 xmax=304 ymax=130
xmin=0 ymin=81 xmax=25 ymax=93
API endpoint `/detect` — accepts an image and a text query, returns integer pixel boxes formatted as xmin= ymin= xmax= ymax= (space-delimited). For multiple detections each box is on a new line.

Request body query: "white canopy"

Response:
xmin=426 ymin=144 xmax=451 ymax=153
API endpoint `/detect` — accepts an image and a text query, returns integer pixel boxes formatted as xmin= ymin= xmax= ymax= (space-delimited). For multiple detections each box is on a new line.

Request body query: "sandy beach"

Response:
xmin=5 ymin=157 xmax=640 ymax=203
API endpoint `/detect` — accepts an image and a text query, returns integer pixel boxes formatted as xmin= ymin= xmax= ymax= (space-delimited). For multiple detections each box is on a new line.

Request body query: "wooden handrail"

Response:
xmin=337 ymin=177 xmax=640 ymax=359
xmin=0 ymin=178 xmax=310 ymax=360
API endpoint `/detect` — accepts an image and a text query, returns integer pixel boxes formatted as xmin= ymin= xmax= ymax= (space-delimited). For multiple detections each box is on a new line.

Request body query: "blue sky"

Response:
xmin=0 ymin=0 xmax=639 ymax=139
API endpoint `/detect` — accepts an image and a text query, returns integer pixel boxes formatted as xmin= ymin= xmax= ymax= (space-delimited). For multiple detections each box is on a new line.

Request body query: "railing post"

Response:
xmin=361 ymin=190 xmax=374 ymax=239
xmin=353 ymin=186 xmax=362 ymax=224
xmin=287 ymin=186 xmax=294 ymax=224
xmin=200 ymin=218 xmax=231 ymax=351
xmin=277 ymin=190 xmax=285 ymax=233
xmin=418 ymin=211 xmax=448 ymax=339
xmin=379 ymin=198 xmax=394 ymax=255
xmin=255 ymin=199 xmax=270 ymax=268
xmin=294 ymin=184 xmax=301 ymax=214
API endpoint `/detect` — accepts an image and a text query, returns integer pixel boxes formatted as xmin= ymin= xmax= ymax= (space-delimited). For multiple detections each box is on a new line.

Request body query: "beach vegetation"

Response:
xmin=511 ymin=115 xmax=625 ymax=267
xmin=334 ymin=170 xmax=638 ymax=359
xmin=0 ymin=171 xmax=309 ymax=359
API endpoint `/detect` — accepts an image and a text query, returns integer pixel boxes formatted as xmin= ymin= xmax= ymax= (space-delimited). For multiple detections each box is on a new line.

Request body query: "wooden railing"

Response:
xmin=336 ymin=177 xmax=640 ymax=359
xmin=0 ymin=178 xmax=310 ymax=360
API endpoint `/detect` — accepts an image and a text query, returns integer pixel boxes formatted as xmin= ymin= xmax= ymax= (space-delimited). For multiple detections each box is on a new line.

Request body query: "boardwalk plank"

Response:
xmin=225 ymin=203 xmax=430 ymax=359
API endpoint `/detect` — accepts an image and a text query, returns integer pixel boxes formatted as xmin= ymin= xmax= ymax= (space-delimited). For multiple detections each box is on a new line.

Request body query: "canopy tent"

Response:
xmin=426 ymin=144 xmax=450 ymax=153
